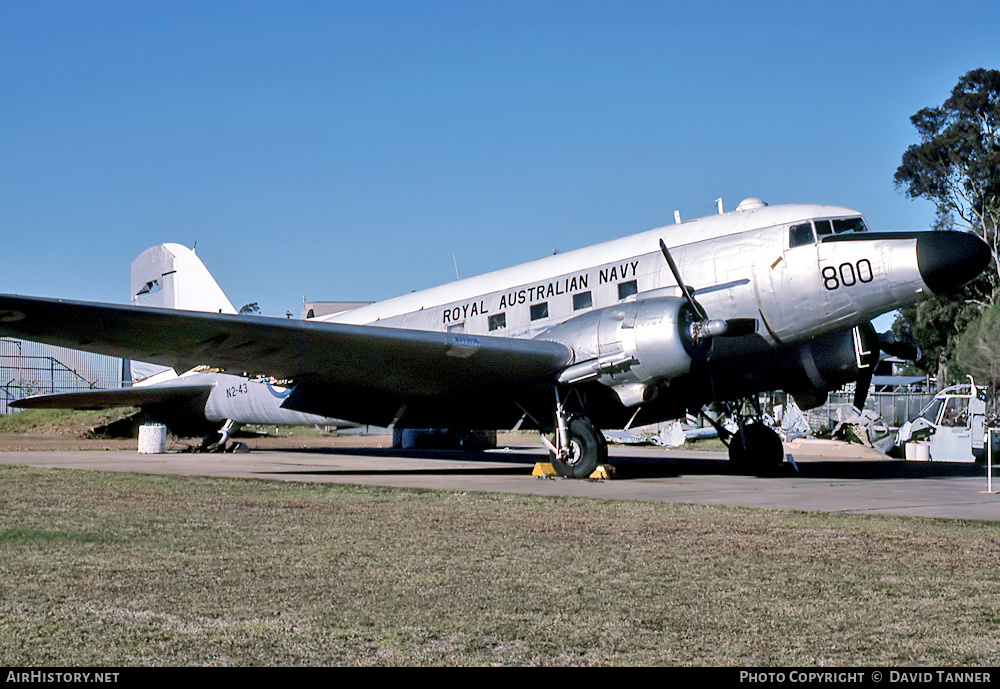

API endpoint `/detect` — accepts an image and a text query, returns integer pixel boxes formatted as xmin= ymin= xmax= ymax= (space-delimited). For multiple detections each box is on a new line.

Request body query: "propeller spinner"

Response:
xmin=658 ymin=239 xmax=757 ymax=341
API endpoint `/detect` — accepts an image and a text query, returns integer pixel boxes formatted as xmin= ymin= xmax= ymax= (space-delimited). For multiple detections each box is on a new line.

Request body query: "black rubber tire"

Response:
xmin=550 ymin=416 xmax=608 ymax=478
xmin=728 ymin=423 xmax=784 ymax=476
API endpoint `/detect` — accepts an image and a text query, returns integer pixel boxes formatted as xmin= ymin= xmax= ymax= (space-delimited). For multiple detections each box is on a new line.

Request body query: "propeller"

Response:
xmin=658 ymin=239 xmax=758 ymax=341
xmin=853 ymin=368 xmax=875 ymax=411
xmin=852 ymin=328 xmax=923 ymax=410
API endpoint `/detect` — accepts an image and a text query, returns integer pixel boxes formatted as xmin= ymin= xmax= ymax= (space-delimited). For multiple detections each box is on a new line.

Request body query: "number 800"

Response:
xmin=822 ymin=259 xmax=873 ymax=290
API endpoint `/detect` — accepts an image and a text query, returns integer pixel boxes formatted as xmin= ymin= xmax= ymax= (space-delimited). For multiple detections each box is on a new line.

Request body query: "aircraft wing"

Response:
xmin=10 ymin=383 xmax=213 ymax=411
xmin=0 ymin=294 xmax=573 ymax=406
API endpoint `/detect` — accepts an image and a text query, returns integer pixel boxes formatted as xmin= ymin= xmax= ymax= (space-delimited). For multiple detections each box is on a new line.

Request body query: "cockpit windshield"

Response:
xmin=788 ymin=216 xmax=868 ymax=248
xmin=833 ymin=217 xmax=867 ymax=234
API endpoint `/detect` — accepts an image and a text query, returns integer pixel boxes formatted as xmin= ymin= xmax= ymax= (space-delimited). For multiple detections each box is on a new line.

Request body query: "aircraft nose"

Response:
xmin=916 ymin=230 xmax=991 ymax=295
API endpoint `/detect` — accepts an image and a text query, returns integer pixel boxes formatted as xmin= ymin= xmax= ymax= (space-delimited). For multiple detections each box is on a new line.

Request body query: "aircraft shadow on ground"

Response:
xmin=263 ymin=466 xmax=533 ymax=478
xmin=264 ymin=445 xmax=986 ymax=481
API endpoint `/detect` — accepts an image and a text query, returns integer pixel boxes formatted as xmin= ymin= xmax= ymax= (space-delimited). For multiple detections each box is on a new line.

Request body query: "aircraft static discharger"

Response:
xmin=0 ymin=198 xmax=989 ymax=476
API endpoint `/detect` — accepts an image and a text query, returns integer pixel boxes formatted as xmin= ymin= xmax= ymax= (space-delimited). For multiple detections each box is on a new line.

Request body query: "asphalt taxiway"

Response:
xmin=1 ymin=440 xmax=999 ymax=521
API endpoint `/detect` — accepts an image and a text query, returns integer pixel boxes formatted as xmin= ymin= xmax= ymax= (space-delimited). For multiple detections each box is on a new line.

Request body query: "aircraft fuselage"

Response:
xmin=322 ymin=200 xmax=959 ymax=363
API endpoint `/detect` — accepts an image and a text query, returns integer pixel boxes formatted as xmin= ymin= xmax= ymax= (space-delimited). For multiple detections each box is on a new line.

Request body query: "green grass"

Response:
xmin=1 ymin=465 xmax=998 ymax=666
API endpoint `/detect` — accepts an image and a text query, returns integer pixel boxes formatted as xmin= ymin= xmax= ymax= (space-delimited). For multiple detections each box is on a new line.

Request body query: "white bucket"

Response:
xmin=905 ymin=441 xmax=930 ymax=461
xmin=137 ymin=424 xmax=167 ymax=454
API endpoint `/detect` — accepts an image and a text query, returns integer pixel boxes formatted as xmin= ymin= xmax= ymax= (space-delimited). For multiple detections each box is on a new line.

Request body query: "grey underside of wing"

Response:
xmin=10 ymin=384 xmax=212 ymax=410
xmin=0 ymin=294 xmax=574 ymax=397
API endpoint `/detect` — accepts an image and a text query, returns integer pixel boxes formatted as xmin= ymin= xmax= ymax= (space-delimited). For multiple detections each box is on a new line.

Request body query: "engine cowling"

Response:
xmin=781 ymin=322 xmax=881 ymax=408
xmin=705 ymin=322 xmax=881 ymax=409
xmin=539 ymin=297 xmax=699 ymax=407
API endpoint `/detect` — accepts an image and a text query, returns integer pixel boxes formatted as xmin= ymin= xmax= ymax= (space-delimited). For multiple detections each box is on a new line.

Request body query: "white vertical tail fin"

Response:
xmin=130 ymin=244 xmax=238 ymax=383
xmin=131 ymin=243 xmax=237 ymax=314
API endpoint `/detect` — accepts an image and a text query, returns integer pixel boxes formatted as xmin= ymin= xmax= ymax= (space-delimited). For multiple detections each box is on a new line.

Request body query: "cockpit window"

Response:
xmin=789 ymin=216 xmax=869 ymax=248
xmin=789 ymin=223 xmax=814 ymax=248
xmin=832 ymin=217 xmax=868 ymax=234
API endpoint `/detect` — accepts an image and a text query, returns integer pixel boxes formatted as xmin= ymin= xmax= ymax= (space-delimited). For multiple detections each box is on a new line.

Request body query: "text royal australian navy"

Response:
xmin=441 ymin=261 xmax=639 ymax=324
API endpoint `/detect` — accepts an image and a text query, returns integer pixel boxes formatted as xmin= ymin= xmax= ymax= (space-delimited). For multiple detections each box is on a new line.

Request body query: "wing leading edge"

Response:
xmin=0 ymin=294 xmax=573 ymax=419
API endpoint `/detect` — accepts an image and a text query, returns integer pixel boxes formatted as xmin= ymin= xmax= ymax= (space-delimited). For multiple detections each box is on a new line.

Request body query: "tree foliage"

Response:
xmin=893 ymin=69 xmax=1000 ymax=386
xmin=893 ymin=290 xmax=983 ymax=386
xmin=953 ymin=300 xmax=1000 ymax=397
xmin=895 ymin=68 xmax=1000 ymax=296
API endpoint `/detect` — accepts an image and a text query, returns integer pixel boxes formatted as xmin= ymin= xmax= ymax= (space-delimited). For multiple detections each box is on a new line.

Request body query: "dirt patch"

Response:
xmin=0 ymin=432 xmax=393 ymax=453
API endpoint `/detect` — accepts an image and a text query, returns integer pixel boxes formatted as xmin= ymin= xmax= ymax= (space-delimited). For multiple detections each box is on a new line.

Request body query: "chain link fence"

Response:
xmin=0 ymin=339 xmax=126 ymax=415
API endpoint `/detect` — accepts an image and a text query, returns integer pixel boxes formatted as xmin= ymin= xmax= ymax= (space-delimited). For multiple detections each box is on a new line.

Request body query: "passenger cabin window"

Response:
xmin=573 ymin=291 xmax=593 ymax=311
xmin=488 ymin=312 xmax=506 ymax=331
xmin=530 ymin=302 xmax=548 ymax=321
xmin=447 ymin=322 xmax=465 ymax=333
xmin=789 ymin=222 xmax=814 ymax=248
xmin=618 ymin=280 xmax=638 ymax=300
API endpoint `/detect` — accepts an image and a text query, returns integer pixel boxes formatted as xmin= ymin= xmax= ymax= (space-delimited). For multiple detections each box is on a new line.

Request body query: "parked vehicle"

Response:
xmin=896 ymin=381 xmax=987 ymax=463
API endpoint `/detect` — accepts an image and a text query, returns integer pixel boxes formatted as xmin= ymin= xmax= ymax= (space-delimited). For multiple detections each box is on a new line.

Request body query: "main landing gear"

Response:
xmin=200 ymin=419 xmax=241 ymax=453
xmin=714 ymin=400 xmax=785 ymax=476
xmin=549 ymin=416 xmax=608 ymax=478
xmin=539 ymin=389 xmax=608 ymax=478
xmin=728 ymin=422 xmax=784 ymax=476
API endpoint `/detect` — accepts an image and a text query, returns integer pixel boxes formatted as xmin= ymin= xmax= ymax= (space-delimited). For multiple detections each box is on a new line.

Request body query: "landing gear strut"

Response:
xmin=540 ymin=389 xmax=608 ymax=478
xmin=550 ymin=416 xmax=608 ymax=478
xmin=200 ymin=419 xmax=241 ymax=453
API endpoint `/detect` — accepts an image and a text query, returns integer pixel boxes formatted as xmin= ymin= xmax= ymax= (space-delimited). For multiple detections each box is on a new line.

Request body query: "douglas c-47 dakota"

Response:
xmin=0 ymin=197 xmax=989 ymax=476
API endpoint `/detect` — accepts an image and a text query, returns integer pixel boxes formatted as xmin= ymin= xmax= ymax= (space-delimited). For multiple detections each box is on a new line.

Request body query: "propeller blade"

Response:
xmin=877 ymin=331 xmax=922 ymax=363
xmin=659 ymin=239 xmax=706 ymax=319
xmin=854 ymin=367 xmax=874 ymax=410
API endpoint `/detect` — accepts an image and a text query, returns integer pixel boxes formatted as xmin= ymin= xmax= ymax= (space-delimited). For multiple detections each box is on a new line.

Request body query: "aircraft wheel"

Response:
xmin=551 ymin=416 xmax=608 ymax=478
xmin=728 ymin=423 xmax=784 ymax=476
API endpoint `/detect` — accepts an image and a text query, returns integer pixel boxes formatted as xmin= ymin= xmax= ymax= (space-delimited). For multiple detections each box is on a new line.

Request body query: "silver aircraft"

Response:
xmin=10 ymin=242 xmax=348 ymax=449
xmin=0 ymin=197 xmax=989 ymax=475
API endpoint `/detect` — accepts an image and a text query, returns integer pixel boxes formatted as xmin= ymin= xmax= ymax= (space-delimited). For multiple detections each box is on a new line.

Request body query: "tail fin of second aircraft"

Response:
xmin=130 ymin=243 xmax=237 ymax=383
xmin=131 ymin=243 xmax=237 ymax=314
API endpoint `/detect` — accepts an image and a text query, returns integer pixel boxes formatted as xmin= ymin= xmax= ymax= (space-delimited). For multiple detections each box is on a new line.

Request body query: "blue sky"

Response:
xmin=2 ymin=1 xmax=998 ymax=317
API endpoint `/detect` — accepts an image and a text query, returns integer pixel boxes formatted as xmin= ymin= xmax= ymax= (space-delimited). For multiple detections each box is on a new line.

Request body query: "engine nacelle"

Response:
xmin=706 ymin=322 xmax=881 ymax=409
xmin=539 ymin=297 xmax=698 ymax=407
xmin=781 ymin=322 xmax=881 ymax=408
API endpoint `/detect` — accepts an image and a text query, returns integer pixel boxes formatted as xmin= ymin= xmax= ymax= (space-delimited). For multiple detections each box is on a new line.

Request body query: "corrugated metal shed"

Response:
xmin=0 ymin=338 xmax=127 ymax=414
